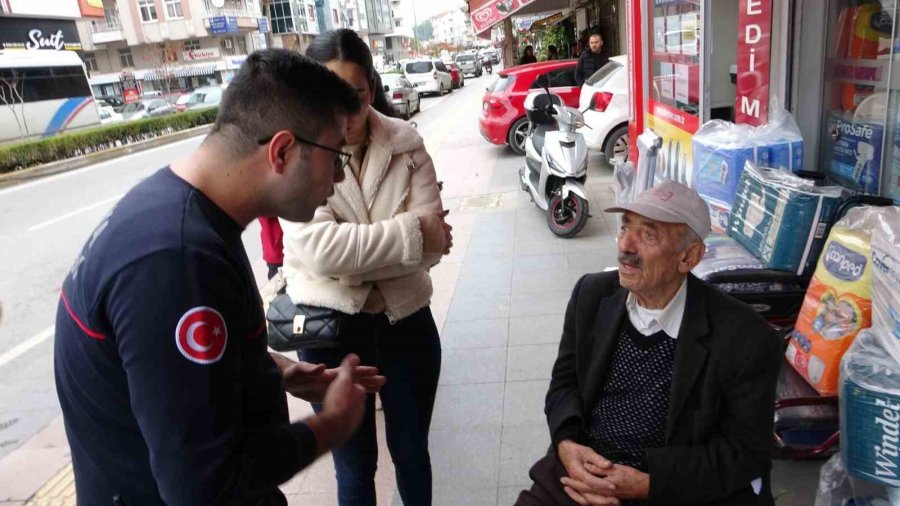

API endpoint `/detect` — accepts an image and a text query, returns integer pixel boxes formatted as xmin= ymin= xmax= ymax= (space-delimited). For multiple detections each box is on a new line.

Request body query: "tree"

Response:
xmin=142 ymin=41 xmax=184 ymax=102
xmin=414 ymin=20 xmax=433 ymax=42
xmin=0 ymin=69 xmax=29 ymax=137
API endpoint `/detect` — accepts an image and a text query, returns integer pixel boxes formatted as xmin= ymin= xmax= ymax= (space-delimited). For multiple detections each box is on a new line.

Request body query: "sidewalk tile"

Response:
xmin=508 ymin=315 xmax=564 ymax=347
xmin=499 ymin=425 xmax=550 ymax=486
xmin=513 ymin=240 xmax=566 ymax=257
xmin=510 ymin=291 xmax=570 ymax=318
xmin=433 ymin=486 xmax=499 ymax=505
xmin=439 ymin=347 xmax=507 ymax=385
xmin=502 ymin=380 xmax=550 ymax=428
xmin=441 ymin=318 xmax=509 ymax=349
xmin=432 ymin=383 xmax=504 ymax=431
xmin=506 ymin=345 xmax=559 ymax=382
xmin=430 ymin=427 xmax=501 ymax=490
xmin=447 ymin=294 xmax=511 ymax=322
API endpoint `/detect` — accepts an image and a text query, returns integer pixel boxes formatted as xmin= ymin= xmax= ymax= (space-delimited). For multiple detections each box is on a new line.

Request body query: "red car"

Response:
xmin=448 ymin=63 xmax=465 ymax=89
xmin=479 ymin=60 xmax=581 ymax=155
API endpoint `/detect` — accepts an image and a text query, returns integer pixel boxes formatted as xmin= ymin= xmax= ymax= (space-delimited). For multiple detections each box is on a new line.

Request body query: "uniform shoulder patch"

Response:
xmin=175 ymin=307 xmax=228 ymax=364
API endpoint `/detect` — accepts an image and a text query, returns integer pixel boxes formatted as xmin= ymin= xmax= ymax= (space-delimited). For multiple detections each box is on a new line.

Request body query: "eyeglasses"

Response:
xmin=257 ymin=131 xmax=352 ymax=176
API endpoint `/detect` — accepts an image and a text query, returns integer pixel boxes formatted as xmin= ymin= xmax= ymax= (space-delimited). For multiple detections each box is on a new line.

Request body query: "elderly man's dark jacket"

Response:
xmin=544 ymin=271 xmax=782 ymax=505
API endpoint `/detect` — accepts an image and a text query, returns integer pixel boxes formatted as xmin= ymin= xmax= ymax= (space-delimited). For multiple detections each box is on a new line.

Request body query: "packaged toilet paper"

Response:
xmin=786 ymin=207 xmax=879 ymax=396
xmin=727 ymin=163 xmax=845 ymax=276
xmin=871 ymin=207 xmax=900 ymax=365
xmin=840 ymin=328 xmax=900 ymax=489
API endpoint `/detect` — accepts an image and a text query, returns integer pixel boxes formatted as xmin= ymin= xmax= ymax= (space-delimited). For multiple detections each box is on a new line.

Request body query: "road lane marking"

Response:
xmin=28 ymin=195 xmax=123 ymax=232
xmin=0 ymin=326 xmax=54 ymax=368
xmin=0 ymin=136 xmax=202 ymax=197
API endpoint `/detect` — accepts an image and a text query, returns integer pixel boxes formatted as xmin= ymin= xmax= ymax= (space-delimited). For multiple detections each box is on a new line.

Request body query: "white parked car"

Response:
xmin=404 ymin=59 xmax=453 ymax=97
xmin=381 ymin=73 xmax=420 ymax=120
xmin=577 ymin=55 xmax=630 ymax=162
xmin=98 ymin=106 xmax=124 ymax=125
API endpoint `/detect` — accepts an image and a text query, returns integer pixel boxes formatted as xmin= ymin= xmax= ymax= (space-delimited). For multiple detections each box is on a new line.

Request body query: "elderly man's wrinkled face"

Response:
xmin=617 ymin=212 xmax=702 ymax=300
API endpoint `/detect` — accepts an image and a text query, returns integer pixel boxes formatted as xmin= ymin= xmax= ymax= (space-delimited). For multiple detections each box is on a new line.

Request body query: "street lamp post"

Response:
xmin=411 ymin=0 xmax=419 ymax=56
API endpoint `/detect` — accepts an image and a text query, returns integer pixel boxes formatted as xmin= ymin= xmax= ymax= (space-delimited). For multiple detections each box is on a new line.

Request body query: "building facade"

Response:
xmin=430 ymin=7 xmax=471 ymax=47
xmin=74 ymin=0 xmax=268 ymax=97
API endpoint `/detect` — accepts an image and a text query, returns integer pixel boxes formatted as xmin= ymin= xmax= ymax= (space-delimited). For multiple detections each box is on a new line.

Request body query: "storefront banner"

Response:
xmin=735 ymin=0 xmax=773 ymax=127
xmin=120 ymin=72 xmax=140 ymax=104
xmin=647 ymin=100 xmax=700 ymax=185
xmin=469 ymin=0 xmax=538 ymax=35
xmin=210 ymin=16 xmax=239 ymax=35
xmin=184 ymin=48 xmax=220 ymax=61
xmin=0 ymin=17 xmax=81 ymax=51
xmin=625 ymin=0 xmax=643 ymax=162
xmin=257 ymin=17 xmax=268 ymax=34
xmin=825 ymin=114 xmax=883 ymax=195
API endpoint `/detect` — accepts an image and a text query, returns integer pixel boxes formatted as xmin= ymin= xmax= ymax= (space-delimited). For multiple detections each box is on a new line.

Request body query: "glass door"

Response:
xmin=819 ymin=0 xmax=897 ymax=197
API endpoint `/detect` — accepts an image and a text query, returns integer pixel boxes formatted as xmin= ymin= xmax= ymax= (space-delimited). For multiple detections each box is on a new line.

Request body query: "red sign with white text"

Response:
xmin=735 ymin=0 xmax=773 ymax=126
xmin=469 ymin=0 xmax=538 ymax=35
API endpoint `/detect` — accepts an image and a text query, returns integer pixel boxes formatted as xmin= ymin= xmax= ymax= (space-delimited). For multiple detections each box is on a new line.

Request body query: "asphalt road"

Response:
xmin=0 ymin=73 xmax=495 ymax=460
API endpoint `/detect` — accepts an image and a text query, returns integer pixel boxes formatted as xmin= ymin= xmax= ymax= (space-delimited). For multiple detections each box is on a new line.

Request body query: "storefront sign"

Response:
xmin=210 ymin=16 xmax=239 ymax=34
xmin=120 ymin=72 xmax=140 ymax=104
xmin=469 ymin=0 xmax=538 ymax=35
xmin=735 ymin=0 xmax=773 ymax=127
xmin=226 ymin=55 xmax=247 ymax=69
xmin=0 ymin=17 xmax=81 ymax=51
xmin=257 ymin=17 xmax=268 ymax=33
xmin=183 ymin=48 xmax=220 ymax=61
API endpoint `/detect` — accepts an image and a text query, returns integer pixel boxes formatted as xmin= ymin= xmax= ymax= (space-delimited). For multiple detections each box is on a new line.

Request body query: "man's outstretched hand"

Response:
xmin=270 ymin=352 xmax=386 ymax=402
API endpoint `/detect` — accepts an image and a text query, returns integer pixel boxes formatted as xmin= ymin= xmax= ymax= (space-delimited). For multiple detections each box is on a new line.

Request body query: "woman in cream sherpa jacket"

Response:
xmin=281 ymin=29 xmax=449 ymax=506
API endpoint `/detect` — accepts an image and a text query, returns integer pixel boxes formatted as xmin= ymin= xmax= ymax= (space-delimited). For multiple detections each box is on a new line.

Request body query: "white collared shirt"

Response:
xmin=626 ymin=279 xmax=688 ymax=338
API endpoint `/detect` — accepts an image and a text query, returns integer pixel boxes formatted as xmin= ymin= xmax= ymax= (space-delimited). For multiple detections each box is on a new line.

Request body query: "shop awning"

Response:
xmin=467 ymin=0 xmax=569 ymax=36
xmin=143 ymin=63 xmax=217 ymax=81
xmin=530 ymin=10 xmax=573 ymax=31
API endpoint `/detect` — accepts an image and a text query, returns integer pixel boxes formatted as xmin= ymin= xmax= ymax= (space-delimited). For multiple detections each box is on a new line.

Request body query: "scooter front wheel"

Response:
xmin=547 ymin=193 xmax=589 ymax=238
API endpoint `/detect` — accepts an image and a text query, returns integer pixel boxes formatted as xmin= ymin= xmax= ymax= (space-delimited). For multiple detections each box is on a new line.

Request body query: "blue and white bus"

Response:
xmin=0 ymin=50 xmax=100 ymax=143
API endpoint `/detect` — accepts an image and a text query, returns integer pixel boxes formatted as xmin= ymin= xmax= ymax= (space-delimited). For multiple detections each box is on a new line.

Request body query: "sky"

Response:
xmin=408 ymin=0 xmax=465 ymax=21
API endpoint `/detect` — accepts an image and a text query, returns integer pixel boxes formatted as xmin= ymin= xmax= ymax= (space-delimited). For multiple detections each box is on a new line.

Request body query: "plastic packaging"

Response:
xmin=871 ymin=207 xmax=900 ymax=365
xmin=841 ymin=328 xmax=900 ymax=489
xmin=776 ymin=362 xmax=839 ymax=449
xmin=786 ymin=207 xmax=880 ymax=396
xmin=693 ymin=233 xmax=765 ymax=280
xmin=727 ymin=162 xmax=845 ymax=276
xmin=691 ymin=110 xmax=804 ymax=233
xmin=814 ymin=453 xmax=897 ymax=506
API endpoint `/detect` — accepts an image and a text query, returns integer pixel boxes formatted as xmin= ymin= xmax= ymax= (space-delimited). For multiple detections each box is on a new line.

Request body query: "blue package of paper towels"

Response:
xmin=841 ymin=328 xmax=900 ymax=488
xmin=727 ymin=163 xmax=844 ymax=276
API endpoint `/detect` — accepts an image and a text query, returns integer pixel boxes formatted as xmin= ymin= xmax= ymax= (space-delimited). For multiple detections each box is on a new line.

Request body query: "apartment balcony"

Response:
xmin=89 ymin=15 xmax=124 ymax=44
xmin=202 ymin=0 xmax=263 ymax=32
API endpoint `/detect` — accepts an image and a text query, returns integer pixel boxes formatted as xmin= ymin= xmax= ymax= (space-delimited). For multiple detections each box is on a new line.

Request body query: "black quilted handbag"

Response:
xmin=266 ymin=293 xmax=344 ymax=351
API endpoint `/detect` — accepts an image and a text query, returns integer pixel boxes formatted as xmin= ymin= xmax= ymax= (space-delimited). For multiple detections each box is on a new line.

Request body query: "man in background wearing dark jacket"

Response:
xmin=575 ymin=33 xmax=610 ymax=85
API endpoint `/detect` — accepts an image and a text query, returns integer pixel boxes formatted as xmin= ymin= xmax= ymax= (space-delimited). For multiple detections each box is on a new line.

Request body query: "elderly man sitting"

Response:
xmin=516 ymin=182 xmax=783 ymax=506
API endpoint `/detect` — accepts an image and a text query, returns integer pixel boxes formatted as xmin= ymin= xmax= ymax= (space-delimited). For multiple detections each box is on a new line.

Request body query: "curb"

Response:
xmin=0 ymin=124 xmax=213 ymax=189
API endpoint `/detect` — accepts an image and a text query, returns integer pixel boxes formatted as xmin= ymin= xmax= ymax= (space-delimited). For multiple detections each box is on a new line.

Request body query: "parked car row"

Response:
xmin=94 ymin=85 xmax=225 ymax=125
xmin=478 ymin=55 xmax=630 ymax=162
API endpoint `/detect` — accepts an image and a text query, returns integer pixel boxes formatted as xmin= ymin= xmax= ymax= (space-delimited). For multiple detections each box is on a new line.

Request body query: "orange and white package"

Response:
xmin=786 ymin=220 xmax=874 ymax=396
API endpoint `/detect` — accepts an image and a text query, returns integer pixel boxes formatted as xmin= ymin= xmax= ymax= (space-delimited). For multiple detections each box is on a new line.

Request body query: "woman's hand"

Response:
xmin=270 ymin=352 xmax=386 ymax=402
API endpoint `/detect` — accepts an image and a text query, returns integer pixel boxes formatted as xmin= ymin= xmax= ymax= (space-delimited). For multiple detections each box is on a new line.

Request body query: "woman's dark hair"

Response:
xmin=306 ymin=29 xmax=395 ymax=118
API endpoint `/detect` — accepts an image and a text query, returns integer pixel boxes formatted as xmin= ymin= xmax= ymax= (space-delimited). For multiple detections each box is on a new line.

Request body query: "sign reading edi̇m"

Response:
xmin=735 ymin=0 xmax=773 ymax=126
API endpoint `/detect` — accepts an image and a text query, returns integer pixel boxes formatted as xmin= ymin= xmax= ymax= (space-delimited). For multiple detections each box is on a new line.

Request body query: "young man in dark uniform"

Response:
xmin=54 ymin=50 xmax=386 ymax=505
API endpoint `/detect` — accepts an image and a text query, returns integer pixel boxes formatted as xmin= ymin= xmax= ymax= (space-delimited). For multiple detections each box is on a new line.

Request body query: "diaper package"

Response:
xmin=824 ymin=113 xmax=884 ymax=195
xmin=786 ymin=207 xmax=880 ymax=396
xmin=692 ymin=111 xmax=804 ymax=233
xmin=727 ymin=163 xmax=845 ymax=276
xmin=871 ymin=207 xmax=900 ymax=365
xmin=693 ymin=233 xmax=765 ymax=280
xmin=841 ymin=328 xmax=900 ymax=489
xmin=814 ymin=453 xmax=900 ymax=506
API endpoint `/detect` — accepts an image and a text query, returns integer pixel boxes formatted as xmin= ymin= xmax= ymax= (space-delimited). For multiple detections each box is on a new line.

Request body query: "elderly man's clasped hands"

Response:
xmin=557 ymin=440 xmax=650 ymax=506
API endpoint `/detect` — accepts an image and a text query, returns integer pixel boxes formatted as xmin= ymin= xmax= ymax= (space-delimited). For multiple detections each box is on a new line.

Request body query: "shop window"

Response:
xmin=138 ymin=0 xmax=158 ymax=22
xmin=184 ymin=39 xmax=201 ymax=51
xmin=648 ymin=1 xmax=701 ymax=115
xmin=269 ymin=0 xmax=294 ymax=34
xmin=818 ymin=1 xmax=899 ymax=197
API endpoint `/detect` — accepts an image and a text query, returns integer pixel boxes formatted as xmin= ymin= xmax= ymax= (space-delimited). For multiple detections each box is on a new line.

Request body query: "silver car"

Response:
xmin=455 ymin=53 xmax=483 ymax=77
xmin=381 ymin=73 xmax=420 ymax=119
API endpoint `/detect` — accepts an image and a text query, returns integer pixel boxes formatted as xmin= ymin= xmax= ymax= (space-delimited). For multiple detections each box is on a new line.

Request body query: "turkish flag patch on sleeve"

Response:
xmin=175 ymin=307 xmax=228 ymax=364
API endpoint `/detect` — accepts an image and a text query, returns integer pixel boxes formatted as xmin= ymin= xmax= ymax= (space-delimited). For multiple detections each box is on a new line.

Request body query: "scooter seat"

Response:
xmin=531 ymin=124 xmax=553 ymax=154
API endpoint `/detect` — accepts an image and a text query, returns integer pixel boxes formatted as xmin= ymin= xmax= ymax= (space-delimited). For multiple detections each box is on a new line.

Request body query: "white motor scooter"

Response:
xmin=518 ymin=75 xmax=590 ymax=238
